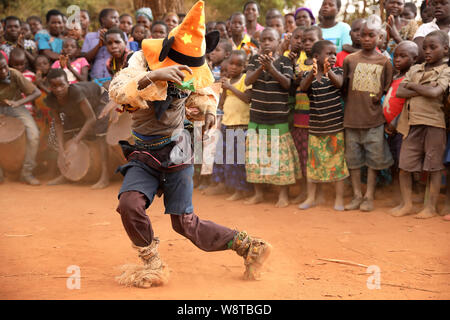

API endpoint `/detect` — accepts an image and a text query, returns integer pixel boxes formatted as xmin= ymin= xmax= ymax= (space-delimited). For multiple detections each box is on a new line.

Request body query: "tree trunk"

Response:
xmin=380 ymin=0 xmax=385 ymax=22
xmin=133 ymin=0 xmax=185 ymax=20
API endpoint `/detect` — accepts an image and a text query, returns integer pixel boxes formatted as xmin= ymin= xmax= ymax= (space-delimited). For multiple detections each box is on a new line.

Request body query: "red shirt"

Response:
xmin=335 ymin=50 xmax=350 ymax=68
xmin=383 ymin=77 xmax=406 ymax=124
xmin=336 ymin=48 xmax=383 ymax=67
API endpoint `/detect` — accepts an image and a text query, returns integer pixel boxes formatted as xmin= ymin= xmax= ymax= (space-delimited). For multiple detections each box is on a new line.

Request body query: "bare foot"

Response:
xmin=360 ymin=198 xmax=374 ymax=212
xmin=443 ymin=214 xmax=450 ymax=221
xmin=275 ymin=195 xmax=289 ymax=208
xmin=414 ymin=207 xmax=437 ymax=219
xmin=226 ymin=191 xmax=245 ymax=201
xmin=244 ymin=194 xmax=264 ymax=205
xmin=344 ymin=196 xmax=363 ymax=211
xmin=291 ymin=193 xmax=306 ymax=204
xmin=388 ymin=203 xmax=404 ymax=214
xmin=334 ymin=198 xmax=345 ymax=211
xmin=439 ymin=204 xmax=450 ymax=216
xmin=390 ymin=204 xmax=414 ymax=217
xmin=299 ymin=198 xmax=315 ymax=210
xmin=47 ymin=175 xmax=67 ymax=186
xmin=91 ymin=178 xmax=110 ymax=190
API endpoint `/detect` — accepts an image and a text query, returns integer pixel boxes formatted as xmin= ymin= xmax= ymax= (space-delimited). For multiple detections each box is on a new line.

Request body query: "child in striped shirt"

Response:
xmin=298 ymin=40 xmax=349 ymax=211
xmin=245 ymin=27 xmax=301 ymax=208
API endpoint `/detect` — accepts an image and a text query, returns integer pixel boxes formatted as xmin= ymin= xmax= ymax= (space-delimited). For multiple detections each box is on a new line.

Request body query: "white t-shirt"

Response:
xmin=413 ymin=18 xmax=450 ymax=39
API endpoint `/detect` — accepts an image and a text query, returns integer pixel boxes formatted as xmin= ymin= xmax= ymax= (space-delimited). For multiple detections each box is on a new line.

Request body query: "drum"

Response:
xmin=58 ymin=138 xmax=127 ymax=183
xmin=106 ymin=112 xmax=133 ymax=169
xmin=0 ymin=116 xmax=26 ymax=174
xmin=58 ymin=139 xmax=102 ymax=183
xmin=106 ymin=112 xmax=133 ymax=147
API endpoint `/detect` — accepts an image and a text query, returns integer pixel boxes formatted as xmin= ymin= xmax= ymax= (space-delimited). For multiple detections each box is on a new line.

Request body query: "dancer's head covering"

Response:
xmin=141 ymin=0 xmax=219 ymax=92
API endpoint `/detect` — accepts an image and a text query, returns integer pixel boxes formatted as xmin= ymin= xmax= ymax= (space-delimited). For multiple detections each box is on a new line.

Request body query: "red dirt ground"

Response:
xmin=0 ymin=177 xmax=449 ymax=300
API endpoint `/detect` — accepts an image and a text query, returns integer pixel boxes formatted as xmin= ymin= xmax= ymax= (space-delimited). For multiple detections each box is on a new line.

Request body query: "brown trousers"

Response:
xmin=116 ymin=191 xmax=237 ymax=250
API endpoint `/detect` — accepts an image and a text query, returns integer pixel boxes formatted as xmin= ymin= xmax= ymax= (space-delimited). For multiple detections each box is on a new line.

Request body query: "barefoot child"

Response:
xmin=383 ymin=41 xmax=418 ymax=178
xmin=211 ymin=50 xmax=253 ymax=200
xmin=299 ymin=40 xmax=348 ymax=211
xmin=393 ymin=31 xmax=450 ymax=219
xmin=290 ymin=26 xmax=322 ymax=203
xmin=245 ymin=27 xmax=301 ymax=208
xmin=342 ymin=17 xmax=394 ymax=212
xmin=199 ymin=40 xmax=232 ymax=191
xmin=45 ymin=69 xmax=110 ymax=189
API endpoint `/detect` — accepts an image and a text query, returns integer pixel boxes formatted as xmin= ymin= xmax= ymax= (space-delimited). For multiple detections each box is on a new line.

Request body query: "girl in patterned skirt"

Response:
xmin=298 ymin=40 xmax=349 ymax=211
xmin=245 ymin=28 xmax=302 ymax=208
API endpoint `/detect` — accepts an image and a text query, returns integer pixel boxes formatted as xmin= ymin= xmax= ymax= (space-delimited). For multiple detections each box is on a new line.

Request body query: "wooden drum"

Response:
xmin=0 ymin=116 xmax=26 ymax=174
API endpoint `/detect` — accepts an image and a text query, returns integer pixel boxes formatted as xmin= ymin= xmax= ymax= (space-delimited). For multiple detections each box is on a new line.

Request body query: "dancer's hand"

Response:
xmin=151 ymin=65 xmax=193 ymax=85
xmin=138 ymin=65 xmax=193 ymax=89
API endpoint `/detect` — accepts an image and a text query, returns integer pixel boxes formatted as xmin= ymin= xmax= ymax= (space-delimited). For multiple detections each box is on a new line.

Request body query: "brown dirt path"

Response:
xmin=0 ymin=180 xmax=449 ymax=299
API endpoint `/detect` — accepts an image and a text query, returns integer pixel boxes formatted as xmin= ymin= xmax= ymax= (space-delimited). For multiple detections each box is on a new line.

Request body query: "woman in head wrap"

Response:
xmin=135 ymin=7 xmax=153 ymax=31
xmin=294 ymin=7 xmax=315 ymax=27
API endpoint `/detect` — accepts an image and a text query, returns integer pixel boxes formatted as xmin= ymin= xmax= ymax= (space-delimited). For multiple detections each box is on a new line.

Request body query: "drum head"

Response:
xmin=0 ymin=116 xmax=25 ymax=144
xmin=106 ymin=112 xmax=132 ymax=146
xmin=58 ymin=139 xmax=90 ymax=182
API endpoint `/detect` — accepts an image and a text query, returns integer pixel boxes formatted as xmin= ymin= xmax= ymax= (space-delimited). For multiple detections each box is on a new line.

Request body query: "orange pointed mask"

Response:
xmin=141 ymin=1 xmax=219 ymax=91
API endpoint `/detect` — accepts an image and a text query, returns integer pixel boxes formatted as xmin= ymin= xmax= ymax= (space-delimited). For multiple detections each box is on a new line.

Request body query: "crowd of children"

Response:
xmin=1 ymin=0 xmax=450 ymax=221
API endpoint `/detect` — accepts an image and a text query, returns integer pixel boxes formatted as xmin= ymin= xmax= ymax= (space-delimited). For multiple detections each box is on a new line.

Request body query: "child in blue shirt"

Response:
xmin=318 ymin=0 xmax=351 ymax=53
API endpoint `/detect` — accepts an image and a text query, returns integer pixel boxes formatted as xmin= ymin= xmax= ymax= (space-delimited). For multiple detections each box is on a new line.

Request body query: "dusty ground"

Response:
xmin=0 ymin=176 xmax=449 ymax=300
